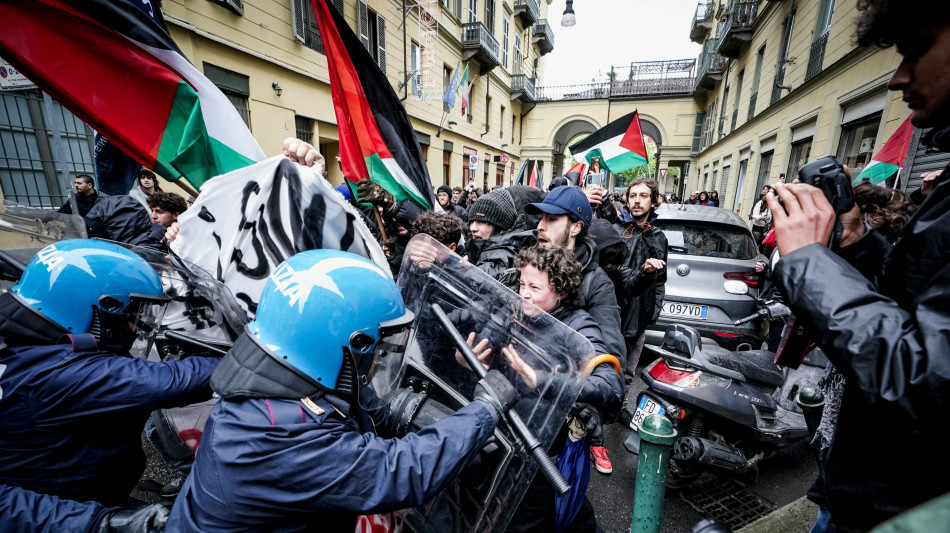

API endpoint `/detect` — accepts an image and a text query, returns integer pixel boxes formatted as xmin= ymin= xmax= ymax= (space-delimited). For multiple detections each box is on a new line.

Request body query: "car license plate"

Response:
xmin=661 ymin=302 xmax=708 ymax=320
xmin=630 ymin=395 xmax=666 ymax=430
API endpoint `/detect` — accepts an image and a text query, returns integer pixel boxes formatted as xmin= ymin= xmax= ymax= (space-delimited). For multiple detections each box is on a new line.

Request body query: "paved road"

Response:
xmin=586 ymin=419 xmax=818 ymax=533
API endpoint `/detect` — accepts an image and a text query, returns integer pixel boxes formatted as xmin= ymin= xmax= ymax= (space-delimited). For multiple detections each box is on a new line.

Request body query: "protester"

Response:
xmin=604 ymin=178 xmax=668 ymax=386
xmin=501 ymin=245 xmax=622 ymax=532
xmin=697 ymin=191 xmax=714 ymax=206
xmin=129 ymin=168 xmax=163 ymax=210
xmin=56 ymin=174 xmax=100 ymax=217
xmin=464 ymin=188 xmax=534 ymax=281
xmin=764 ymin=1 xmax=950 ymax=528
xmin=452 ymin=186 xmax=463 ymax=205
xmin=709 ymin=190 xmax=720 ymax=207
xmin=852 ymin=180 xmax=916 ymax=243
xmin=751 ymin=185 xmax=773 ymax=243
xmin=168 ymin=249 xmax=514 ymax=531
xmin=410 ymin=210 xmax=464 ymax=252
xmin=0 ymin=240 xmax=219 ymax=507
xmin=437 ymin=184 xmax=469 ymax=221
xmin=524 ymin=186 xmax=626 ymax=474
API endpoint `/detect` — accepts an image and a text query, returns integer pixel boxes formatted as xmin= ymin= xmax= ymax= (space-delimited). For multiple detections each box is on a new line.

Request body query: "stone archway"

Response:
xmin=548 ymin=116 xmax=602 ymax=178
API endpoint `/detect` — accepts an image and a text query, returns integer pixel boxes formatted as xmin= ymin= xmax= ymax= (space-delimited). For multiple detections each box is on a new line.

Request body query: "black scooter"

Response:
xmin=624 ymin=300 xmax=826 ymax=488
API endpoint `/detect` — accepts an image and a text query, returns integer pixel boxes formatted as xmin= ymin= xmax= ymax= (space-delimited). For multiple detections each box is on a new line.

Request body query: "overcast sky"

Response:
xmin=543 ymin=1 xmax=703 ymax=87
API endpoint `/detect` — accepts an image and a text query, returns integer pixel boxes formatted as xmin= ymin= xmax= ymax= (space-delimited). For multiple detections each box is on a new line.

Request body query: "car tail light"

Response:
xmin=724 ymin=271 xmax=760 ymax=288
xmin=714 ymin=331 xmax=741 ymax=338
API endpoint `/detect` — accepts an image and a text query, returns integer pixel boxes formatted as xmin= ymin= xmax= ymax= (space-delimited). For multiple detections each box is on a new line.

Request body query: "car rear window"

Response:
xmin=655 ymin=222 xmax=757 ymax=260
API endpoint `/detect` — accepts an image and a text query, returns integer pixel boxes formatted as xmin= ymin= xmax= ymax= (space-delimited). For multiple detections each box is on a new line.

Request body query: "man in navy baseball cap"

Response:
xmin=525 ymin=185 xmax=592 ymax=248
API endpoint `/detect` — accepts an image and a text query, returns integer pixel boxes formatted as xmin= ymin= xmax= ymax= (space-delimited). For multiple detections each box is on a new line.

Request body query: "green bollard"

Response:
xmin=631 ymin=414 xmax=678 ymax=533
xmin=797 ymin=387 xmax=826 ymax=467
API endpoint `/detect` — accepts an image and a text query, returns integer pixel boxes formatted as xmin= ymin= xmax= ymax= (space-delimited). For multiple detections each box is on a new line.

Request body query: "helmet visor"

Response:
xmin=127 ymin=292 xmax=170 ymax=359
xmin=358 ymin=310 xmax=414 ymax=411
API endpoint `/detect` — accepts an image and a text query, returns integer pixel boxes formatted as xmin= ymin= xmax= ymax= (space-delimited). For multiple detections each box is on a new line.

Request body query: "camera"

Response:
xmin=784 ymin=155 xmax=855 ymax=216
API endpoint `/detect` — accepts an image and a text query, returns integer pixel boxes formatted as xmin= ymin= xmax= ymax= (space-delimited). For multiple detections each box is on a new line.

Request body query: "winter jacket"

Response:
xmin=466 ymin=229 xmax=538 ymax=282
xmin=773 ymin=166 xmax=950 ymax=530
xmin=128 ymin=180 xmax=155 ymax=211
xmin=0 ymin=296 xmax=218 ymax=506
xmin=84 ymin=194 xmax=163 ymax=249
xmin=570 ymin=238 xmax=625 ymax=363
xmin=612 ymin=208 xmax=668 ymax=338
xmin=0 ymin=483 xmax=112 ymax=533
xmin=550 ymin=306 xmax=623 ymax=418
xmin=168 ymin=333 xmax=498 ymax=532
xmin=56 ymin=190 xmax=100 ymax=218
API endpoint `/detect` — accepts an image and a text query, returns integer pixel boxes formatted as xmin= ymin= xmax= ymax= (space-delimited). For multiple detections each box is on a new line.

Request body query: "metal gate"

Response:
xmin=900 ymin=127 xmax=950 ymax=193
xmin=0 ymin=89 xmax=95 ymax=207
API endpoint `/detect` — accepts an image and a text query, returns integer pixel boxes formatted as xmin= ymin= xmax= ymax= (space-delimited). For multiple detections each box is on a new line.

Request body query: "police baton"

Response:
xmin=430 ymin=303 xmax=571 ymax=496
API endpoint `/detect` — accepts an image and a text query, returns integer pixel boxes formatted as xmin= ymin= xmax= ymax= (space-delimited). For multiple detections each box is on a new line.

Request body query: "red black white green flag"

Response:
xmin=855 ymin=116 xmax=914 ymax=185
xmin=0 ymin=0 xmax=265 ymax=191
xmin=569 ymin=110 xmax=649 ymax=173
xmin=310 ymin=0 xmax=435 ymax=210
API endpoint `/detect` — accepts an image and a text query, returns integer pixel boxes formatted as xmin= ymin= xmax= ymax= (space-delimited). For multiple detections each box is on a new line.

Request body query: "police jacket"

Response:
xmin=83 ymin=194 xmax=162 ymax=249
xmin=168 ymin=333 xmax=498 ymax=532
xmin=0 ymin=483 xmax=111 ymax=533
xmin=0 ymin=293 xmax=218 ymax=506
xmin=612 ymin=208 xmax=668 ymax=338
xmin=774 ymin=167 xmax=950 ymax=530
xmin=570 ymin=238 xmax=625 ymax=365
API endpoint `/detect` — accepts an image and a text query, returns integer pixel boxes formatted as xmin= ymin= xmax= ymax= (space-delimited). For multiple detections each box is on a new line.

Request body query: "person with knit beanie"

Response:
xmin=467 ymin=188 xmax=518 ymax=240
xmin=436 ymin=184 xmax=468 ymax=222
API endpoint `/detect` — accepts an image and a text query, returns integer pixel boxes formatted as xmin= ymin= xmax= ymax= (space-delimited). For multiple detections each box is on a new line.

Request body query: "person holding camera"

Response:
xmin=765 ymin=2 xmax=950 ymax=529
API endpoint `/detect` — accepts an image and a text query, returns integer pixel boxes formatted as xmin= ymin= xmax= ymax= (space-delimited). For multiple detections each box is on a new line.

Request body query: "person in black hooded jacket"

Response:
xmin=437 ymin=184 xmax=469 ymax=222
xmin=764 ymin=2 xmax=950 ymax=529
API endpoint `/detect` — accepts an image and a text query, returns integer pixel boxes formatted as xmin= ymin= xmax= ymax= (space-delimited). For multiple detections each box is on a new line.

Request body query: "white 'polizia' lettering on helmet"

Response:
xmin=271 ymin=256 xmax=389 ymax=311
xmin=36 ymin=245 xmax=63 ymax=273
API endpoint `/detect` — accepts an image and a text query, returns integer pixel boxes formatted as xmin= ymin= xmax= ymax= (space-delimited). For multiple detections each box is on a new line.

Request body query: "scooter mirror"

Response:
xmin=723 ymin=280 xmax=749 ymax=295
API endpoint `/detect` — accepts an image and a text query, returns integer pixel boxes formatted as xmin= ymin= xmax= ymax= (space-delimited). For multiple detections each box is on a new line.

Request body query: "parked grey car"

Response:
xmin=645 ymin=204 xmax=767 ymax=351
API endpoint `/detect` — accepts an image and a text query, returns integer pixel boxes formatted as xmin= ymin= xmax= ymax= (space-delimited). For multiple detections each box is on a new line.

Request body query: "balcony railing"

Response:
xmin=717 ymin=1 xmax=758 ymax=58
xmin=532 ymin=19 xmax=554 ymax=55
xmin=805 ymin=29 xmax=829 ymax=82
xmin=695 ymin=41 xmax=726 ymax=91
xmin=690 ymin=1 xmax=716 ymax=43
xmin=536 ymin=58 xmax=695 ymax=100
xmin=510 ymin=74 xmax=537 ymax=103
xmin=513 ymin=0 xmax=539 ymax=28
xmin=461 ymin=22 xmax=500 ymax=69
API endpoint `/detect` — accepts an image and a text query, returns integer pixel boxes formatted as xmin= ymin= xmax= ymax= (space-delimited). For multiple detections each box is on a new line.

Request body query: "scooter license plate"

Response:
xmin=630 ymin=395 xmax=665 ymax=430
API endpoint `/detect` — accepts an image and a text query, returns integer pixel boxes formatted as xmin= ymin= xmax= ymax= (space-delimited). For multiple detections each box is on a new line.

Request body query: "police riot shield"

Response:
xmin=393 ymin=235 xmax=598 ymax=533
xmin=0 ymin=201 xmax=86 ymax=286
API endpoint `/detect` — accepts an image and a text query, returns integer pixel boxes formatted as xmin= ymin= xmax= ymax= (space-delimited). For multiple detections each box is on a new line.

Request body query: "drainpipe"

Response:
xmin=400 ymin=0 xmax=408 ymax=102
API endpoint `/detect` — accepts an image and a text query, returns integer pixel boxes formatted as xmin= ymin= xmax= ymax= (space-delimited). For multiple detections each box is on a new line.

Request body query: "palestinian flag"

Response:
xmin=528 ymin=160 xmax=540 ymax=188
xmin=0 ymin=0 xmax=265 ymax=191
xmin=311 ymin=0 xmax=434 ymax=210
xmin=569 ymin=111 xmax=649 ymax=173
xmin=855 ymin=116 xmax=914 ymax=185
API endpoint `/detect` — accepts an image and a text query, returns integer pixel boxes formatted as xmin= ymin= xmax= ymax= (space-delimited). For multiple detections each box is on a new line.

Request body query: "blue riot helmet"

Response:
xmin=247 ymin=249 xmax=414 ymax=405
xmin=12 ymin=239 xmax=169 ymax=352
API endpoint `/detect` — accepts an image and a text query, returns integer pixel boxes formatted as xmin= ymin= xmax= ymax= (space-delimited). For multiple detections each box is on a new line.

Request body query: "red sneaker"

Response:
xmin=590 ymin=445 xmax=612 ymax=474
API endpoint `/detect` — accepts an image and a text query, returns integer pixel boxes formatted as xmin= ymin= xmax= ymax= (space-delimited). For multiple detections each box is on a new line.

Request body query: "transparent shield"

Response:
xmin=394 ymin=235 xmax=597 ymax=533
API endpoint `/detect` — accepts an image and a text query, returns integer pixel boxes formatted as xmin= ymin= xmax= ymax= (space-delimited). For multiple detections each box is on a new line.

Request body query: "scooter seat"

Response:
xmin=703 ymin=348 xmax=784 ymax=388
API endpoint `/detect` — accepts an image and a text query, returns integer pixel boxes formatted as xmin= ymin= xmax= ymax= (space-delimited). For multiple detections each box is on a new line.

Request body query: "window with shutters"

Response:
xmin=204 ymin=63 xmax=251 ymax=129
xmin=500 ymin=106 xmax=505 ymax=136
xmin=732 ymin=70 xmax=743 ymax=132
xmin=291 ymin=0 xmax=325 ymax=54
xmin=330 ymin=0 xmax=344 ymax=15
xmin=502 ymin=17 xmax=509 ymax=69
xmin=513 ymin=34 xmax=523 ymax=75
xmin=786 ymin=138 xmax=813 ymax=179
xmin=358 ymin=2 xmax=386 ymax=73
xmin=512 ymin=114 xmax=516 ymax=143
xmin=468 ymin=0 xmax=477 ymax=23
xmin=755 ymin=151 xmax=774 ymax=192
xmin=485 ymin=0 xmax=495 ymax=33
xmin=410 ymin=42 xmax=422 ymax=99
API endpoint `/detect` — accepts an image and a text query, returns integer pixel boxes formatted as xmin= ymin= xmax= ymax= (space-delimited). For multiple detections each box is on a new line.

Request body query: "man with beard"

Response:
xmin=764 ymin=1 xmax=950 ymax=529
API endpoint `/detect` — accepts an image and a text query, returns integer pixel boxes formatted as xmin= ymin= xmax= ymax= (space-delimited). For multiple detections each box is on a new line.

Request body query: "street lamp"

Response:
xmin=561 ymin=0 xmax=576 ymax=27
xmin=272 ymin=82 xmax=283 ymax=97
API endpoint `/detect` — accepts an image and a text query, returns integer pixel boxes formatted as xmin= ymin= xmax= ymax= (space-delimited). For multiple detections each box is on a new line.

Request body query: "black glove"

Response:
xmin=473 ymin=369 xmax=518 ymax=417
xmin=570 ymin=402 xmax=603 ymax=443
xmin=98 ymin=504 xmax=169 ymax=533
xmin=356 ymin=178 xmax=396 ymax=212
